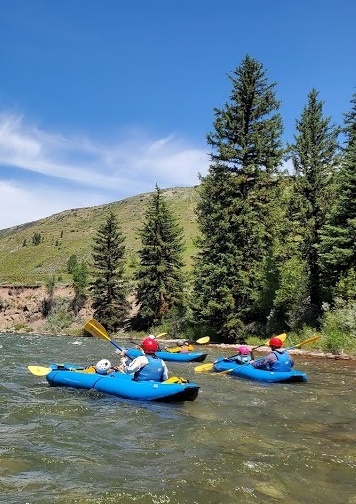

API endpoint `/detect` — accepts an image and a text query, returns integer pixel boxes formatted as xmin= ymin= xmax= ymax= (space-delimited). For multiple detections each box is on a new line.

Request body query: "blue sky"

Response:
xmin=0 ymin=0 xmax=355 ymax=229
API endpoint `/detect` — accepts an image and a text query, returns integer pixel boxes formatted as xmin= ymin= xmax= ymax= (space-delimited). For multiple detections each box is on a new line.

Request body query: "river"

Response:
xmin=1 ymin=333 xmax=355 ymax=504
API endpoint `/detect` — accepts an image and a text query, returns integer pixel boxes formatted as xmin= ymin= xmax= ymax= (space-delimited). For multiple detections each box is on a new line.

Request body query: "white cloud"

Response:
xmin=0 ymin=113 xmax=209 ymax=229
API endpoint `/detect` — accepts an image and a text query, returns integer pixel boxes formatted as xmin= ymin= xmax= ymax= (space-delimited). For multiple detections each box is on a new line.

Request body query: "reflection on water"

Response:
xmin=0 ymin=333 xmax=355 ymax=504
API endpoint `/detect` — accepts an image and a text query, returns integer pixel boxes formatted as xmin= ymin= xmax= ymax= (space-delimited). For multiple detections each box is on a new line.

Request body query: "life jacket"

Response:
xmin=236 ymin=354 xmax=251 ymax=364
xmin=134 ymin=355 xmax=165 ymax=382
xmin=270 ymin=350 xmax=293 ymax=372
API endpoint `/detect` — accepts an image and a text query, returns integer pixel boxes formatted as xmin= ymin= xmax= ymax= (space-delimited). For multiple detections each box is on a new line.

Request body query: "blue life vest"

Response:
xmin=271 ymin=351 xmax=293 ymax=372
xmin=134 ymin=355 xmax=165 ymax=382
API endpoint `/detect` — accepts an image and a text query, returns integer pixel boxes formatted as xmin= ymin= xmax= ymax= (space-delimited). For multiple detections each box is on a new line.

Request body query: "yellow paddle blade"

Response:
xmin=28 ymin=365 xmax=52 ymax=376
xmin=156 ymin=332 xmax=168 ymax=338
xmin=264 ymin=332 xmax=287 ymax=345
xmin=194 ymin=362 xmax=214 ymax=373
xmin=196 ymin=336 xmax=210 ymax=345
xmin=165 ymin=347 xmax=180 ymax=353
xmin=84 ymin=318 xmax=111 ymax=342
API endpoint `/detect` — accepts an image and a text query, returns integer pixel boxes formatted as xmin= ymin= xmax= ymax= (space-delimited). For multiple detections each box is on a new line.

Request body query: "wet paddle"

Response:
xmin=84 ymin=318 xmax=133 ymax=360
xmin=28 ymin=365 xmax=53 ymax=376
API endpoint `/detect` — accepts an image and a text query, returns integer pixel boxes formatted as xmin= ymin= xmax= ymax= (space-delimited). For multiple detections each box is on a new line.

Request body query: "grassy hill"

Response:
xmin=0 ymin=186 xmax=200 ymax=285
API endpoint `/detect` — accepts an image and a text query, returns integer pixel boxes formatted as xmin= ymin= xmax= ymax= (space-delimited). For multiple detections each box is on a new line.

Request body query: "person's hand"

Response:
xmin=120 ymin=349 xmax=127 ymax=356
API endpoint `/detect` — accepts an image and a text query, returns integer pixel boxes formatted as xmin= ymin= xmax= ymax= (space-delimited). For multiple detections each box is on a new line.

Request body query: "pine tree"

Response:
xmin=288 ymin=88 xmax=340 ymax=322
xmin=319 ymin=93 xmax=356 ymax=298
xmin=134 ymin=185 xmax=185 ymax=330
xmin=192 ymin=55 xmax=284 ymax=340
xmin=90 ymin=210 xmax=129 ymax=331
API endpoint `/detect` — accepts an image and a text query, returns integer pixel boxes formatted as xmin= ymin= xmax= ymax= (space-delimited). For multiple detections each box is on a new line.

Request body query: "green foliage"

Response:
xmin=193 ymin=54 xmax=284 ymax=340
xmin=321 ymin=301 xmax=356 ymax=355
xmin=90 ymin=210 xmax=129 ymax=331
xmin=269 ymin=256 xmax=309 ymax=332
xmin=13 ymin=322 xmax=32 ymax=332
xmin=43 ymin=297 xmax=74 ymax=332
xmin=67 ymin=254 xmax=78 ymax=274
xmin=319 ymin=95 xmax=356 ymax=299
xmin=134 ymin=185 xmax=186 ymax=330
xmin=71 ymin=260 xmax=89 ymax=315
xmin=45 ymin=274 xmax=56 ymax=298
xmin=32 ymin=232 xmax=43 ymax=245
xmin=288 ymin=88 xmax=340 ymax=324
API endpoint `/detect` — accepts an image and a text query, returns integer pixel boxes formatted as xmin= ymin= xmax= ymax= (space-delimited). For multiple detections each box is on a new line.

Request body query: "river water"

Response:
xmin=1 ymin=333 xmax=355 ymax=504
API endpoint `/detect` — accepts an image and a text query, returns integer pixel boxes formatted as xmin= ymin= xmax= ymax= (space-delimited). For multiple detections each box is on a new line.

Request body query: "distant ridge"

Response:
xmin=0 ymin=186 xmax=199 ymax=284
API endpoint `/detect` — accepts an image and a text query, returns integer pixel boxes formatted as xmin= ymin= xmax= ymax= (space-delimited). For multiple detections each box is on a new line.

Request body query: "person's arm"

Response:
xmin=162 ymin=360 xmax=169 ymax=381
xmin=124 ymin=355 xmax=148 ymax=374
xmin=251 ymin=353 xmax=277 ymax=369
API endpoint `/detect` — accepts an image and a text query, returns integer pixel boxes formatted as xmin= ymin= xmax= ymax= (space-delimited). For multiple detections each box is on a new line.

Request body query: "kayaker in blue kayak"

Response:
xmin=251 ymin=337 xmax=294 ymax=371
xmin=222 ymin=344 xmax=253 ymax=364
xmin=120 ymin=337 xmax=169 ymax=382
xmin=235 ymin=345 xmax=253 ymax=363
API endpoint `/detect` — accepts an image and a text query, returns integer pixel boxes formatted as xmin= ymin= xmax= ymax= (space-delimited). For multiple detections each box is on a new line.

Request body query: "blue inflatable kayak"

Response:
xmin=213 ymin=358 xmax=307 ymax=383
xmin=125 ymin=348 xmax=207 ymax=363
xmin=44 ymin=363 xmax=200 ymax=402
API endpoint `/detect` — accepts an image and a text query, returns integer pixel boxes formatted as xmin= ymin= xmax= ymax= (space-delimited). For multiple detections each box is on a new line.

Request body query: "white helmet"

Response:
xmin=148 ymin=334 xmax=156 ymax=339
xmin=95 ymin=359 xmax=111 ymax=374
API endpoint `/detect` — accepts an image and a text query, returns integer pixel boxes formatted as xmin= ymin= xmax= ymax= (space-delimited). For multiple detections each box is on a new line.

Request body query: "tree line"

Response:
xmin=48 ymin=54 xmax=356 ymax=348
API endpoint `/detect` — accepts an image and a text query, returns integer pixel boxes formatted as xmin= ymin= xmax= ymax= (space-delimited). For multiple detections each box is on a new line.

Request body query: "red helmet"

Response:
xmin=141 ymin=337 xmax=159 ymax=353
xmin=269 ymin=337 xmax=283 ymax=348
xmin=237 ymin=345 xmax=250 ymax=355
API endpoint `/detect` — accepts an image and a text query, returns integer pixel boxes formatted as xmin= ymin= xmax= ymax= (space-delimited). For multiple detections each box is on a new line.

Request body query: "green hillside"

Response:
xmin=0 ymin=186 xmax=199 ymax=284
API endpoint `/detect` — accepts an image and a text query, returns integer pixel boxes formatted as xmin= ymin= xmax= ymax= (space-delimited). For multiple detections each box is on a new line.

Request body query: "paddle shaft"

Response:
xmin=84 ymin=319 xmax=133 ymax=360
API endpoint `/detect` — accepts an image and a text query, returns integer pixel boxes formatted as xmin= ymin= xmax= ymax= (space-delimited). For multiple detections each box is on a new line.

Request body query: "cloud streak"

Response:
xmin=0 ymin=112 xmax=209 ymax=229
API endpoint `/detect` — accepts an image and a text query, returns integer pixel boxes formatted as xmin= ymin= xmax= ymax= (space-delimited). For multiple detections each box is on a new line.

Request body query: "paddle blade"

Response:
xmin=84 ymin=318 xmax=111 ymax=342
xmin=196 ymin=336 xmax=210 ymax=345
xmin=194 ymin=362 xmax=214 ymax=373
xmin=28 ymin=365 xmax=52 ymax=376
xmin=263 ymin=332 xmax=287 ymax=345
xmin=156 ymin=332 xmax=168 ymax=339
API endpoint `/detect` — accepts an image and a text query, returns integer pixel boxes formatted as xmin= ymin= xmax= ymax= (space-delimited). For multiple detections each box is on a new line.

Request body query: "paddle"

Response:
xmin=28 ymin=365 xmax=53 ymax=376
xmin=84 ymin=318 xmax=133 ymax=360
xmin=252 ymin=333 xmax=287 ymax=351
xmin=195 ymin=333 xmax=287 ymax=372
xmin=196 ymin=336 xmax=210 ymax=345
xmin=167 ymin=334 xmax=210 ymax=344
xmin=194 ymin=334 xmax=320 ymax=373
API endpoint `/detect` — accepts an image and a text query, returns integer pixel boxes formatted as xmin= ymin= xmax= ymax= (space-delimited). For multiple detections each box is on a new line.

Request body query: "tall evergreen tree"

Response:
xmin=192 ymin=55 xmax=284 ymax=340
xmin=319 ymin=92 xmax=356 ymax=298
xmin=90 ymin=210 xmax=129 ymax=331
xmin=288 ymin=88 xmax=340 ymax=323
xmin=134 ymin=185 xmax=185 ymax=330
